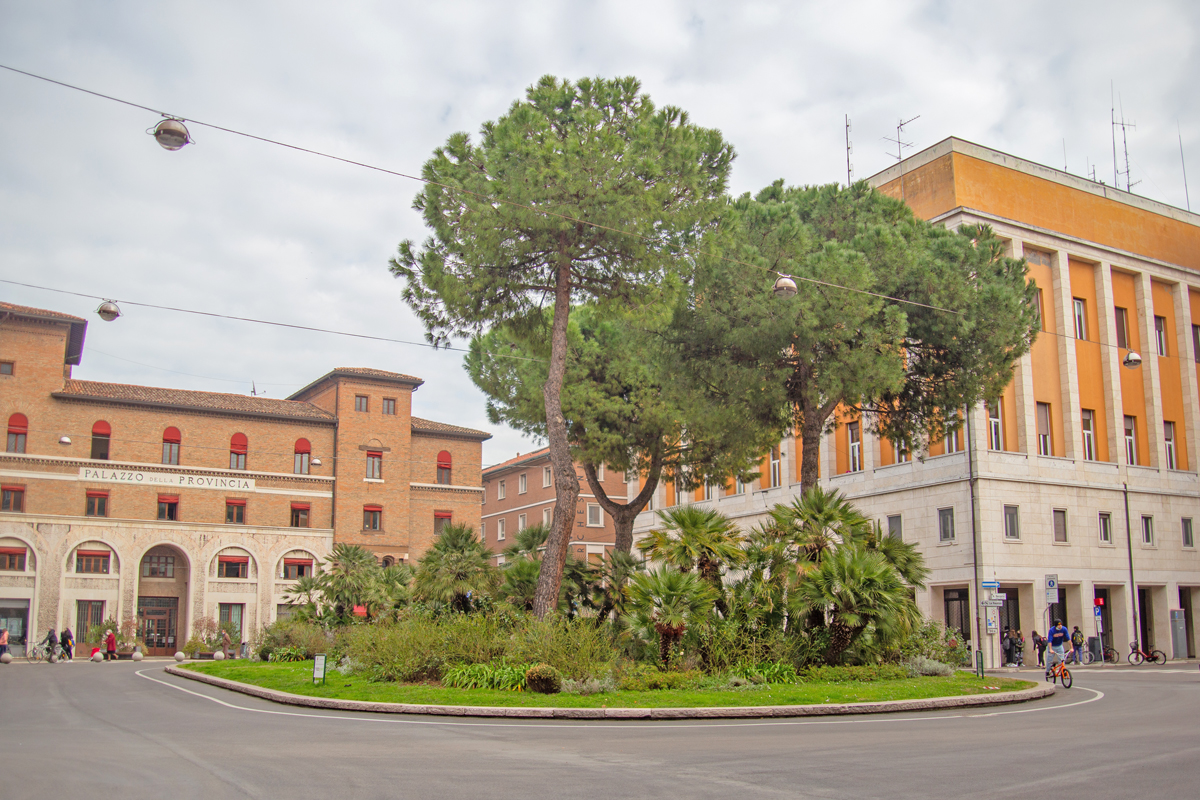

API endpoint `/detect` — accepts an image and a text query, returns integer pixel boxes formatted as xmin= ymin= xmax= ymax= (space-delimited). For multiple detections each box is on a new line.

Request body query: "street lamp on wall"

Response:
xmin=149 ymin=118 xmax=191 ymax=151
xmin=1122 ymin=352 xmax=1142 ymax=369
xmin=773 ymin=274 xmax=798 ymax=298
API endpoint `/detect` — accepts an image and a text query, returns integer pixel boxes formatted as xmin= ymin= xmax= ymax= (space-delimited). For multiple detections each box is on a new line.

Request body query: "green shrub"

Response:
xmin=506 ymin=616 xmax=617 ymax=680
xmin=442 ymin=662 xmax=530 ymax=691
xmin=905 ymin=656 xmax=954 ymax=677
xmin=799 ymin=664 xmax=908 ymax=683
xmin=897 ymin=619 xmax=972 ymax=666
xmin=616 ymin=663 xmax=705 ymax=691
xmin=731 ymin=661 xmax=799 ymax=684
xmin=268 ymin=645 xmax=309 ymax=663
xmin=255 ymin=621 xmax=330 ymax=661
xmin=525 ymin=663 xmax=563 ymax=694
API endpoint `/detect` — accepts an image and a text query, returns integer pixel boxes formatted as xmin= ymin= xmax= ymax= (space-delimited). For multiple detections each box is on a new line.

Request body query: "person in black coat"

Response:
xmin=60 ymin=627 xmax=74 ymax=661
xmin=1001 ymin=627 xmax=1013 ymax=665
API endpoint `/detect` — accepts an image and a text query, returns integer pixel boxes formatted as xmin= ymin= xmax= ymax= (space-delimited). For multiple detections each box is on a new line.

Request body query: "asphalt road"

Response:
xmin=1 ymin=659 xmax=1197 ymax=800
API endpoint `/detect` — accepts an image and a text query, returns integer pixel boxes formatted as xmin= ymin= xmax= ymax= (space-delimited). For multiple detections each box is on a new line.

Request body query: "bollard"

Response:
xmin=213 ymin=651 xmax=225 ymax=661
xmin=174 ymin=652 xmax=186 ymax=662
xmin=132 ymin=651 xmax=143 ymax=662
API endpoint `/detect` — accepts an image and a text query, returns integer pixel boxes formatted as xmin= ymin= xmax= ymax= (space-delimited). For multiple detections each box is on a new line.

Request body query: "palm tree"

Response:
xmin=628 ymin=567 xmax=716 ymax=668
xmin=591 ymin=549 xmax=643 ymax=624
xmin=499 ymin=556 xmax=541 ymax=611
xmin=637 ymin=506 xmax=746 ymax=588
xmin=790 ymin=545 xmax=914 ymax=664
xmin=322 ymin=543 xmax=384 ymax=622
xmin=771 ymin=486 xmax=871 ymax=567
xmin=413 ymin=523 xmax=497 ymax=612
xmin=729 ymin=521 xmax=796 ymax=630
xmin=502 ymin=523 xmax=549 ymax=561
xmin=863 ymin=521 xmax=930 ymax=589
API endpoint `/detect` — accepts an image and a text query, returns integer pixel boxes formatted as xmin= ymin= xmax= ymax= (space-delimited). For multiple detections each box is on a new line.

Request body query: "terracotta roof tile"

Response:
xmin=0 ymin=302 xmax=87 ymax=324
xmin=410 ymin=416 xmax=492 ymax=440
xmin=333 ymin=367 xmax=423 ymax=382
xmin=483 ymin=447 xmax=551 ymax=475
xmin=57 ymin=380 xmax=336 ymax=421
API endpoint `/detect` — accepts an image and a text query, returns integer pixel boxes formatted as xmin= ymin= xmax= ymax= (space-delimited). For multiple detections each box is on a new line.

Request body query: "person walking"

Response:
xmin=1014 ymin=629 xmax=1025 ymax=667
xmin=42 ymin=627 xmax=58 ymax=660
xmin=221 ymin=628 xmax=232 ymax=660
xmin=1047 ymin=618 xmax=1070 ymax=676
xmin=60 ymin=626 xmax=74 ymax=661
xmin=1031 ymin=630 xmax=1047 ymax=667
xmin=1001 ymin=627 xmax=1013 ymax=666
xmin=1070 ymin=625 xmax=1086 ymax=664
xmin=0 ymin=626 xmax=9 ymax=658
xmin=104 ymin=629 xmax=117 ymax=661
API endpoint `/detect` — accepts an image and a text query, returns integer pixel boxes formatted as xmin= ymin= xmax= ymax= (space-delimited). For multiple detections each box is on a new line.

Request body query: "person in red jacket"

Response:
xmin=104 ymin=629 xmax=117 ymax=661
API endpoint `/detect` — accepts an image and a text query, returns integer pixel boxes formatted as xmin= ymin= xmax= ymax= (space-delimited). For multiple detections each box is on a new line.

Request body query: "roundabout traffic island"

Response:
xmin=166 ymin=660 xmax=1050 ymax=720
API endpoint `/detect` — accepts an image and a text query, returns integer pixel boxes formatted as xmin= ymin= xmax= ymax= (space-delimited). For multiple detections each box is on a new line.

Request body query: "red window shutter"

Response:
xmin=290 ymin=502 xmax=311 ymax=510
xmin=1 ymin=484 xmax=24 ymax=492
xmin=157 ymin=494 xmax=180 ymax=503
xmin=294 ymin=438 xmax=311 ymax=454
xmin=437 ymin=450 xmax=452 ymax=468
xmin=363 ymin=504 xmax=383 ymax=512
xmin=283 ymin=558 xmax=313 ymax=566
xmin=85 ymin=490 xmax=109 ymax=498
xmin=434 ymin=511 xmax=452 ymax=519
xmin=7 ymin=413 xmax=28 ymax=433
xmin=91 ymin=420 xmax=111 ymax=436
xmin=218 ymin=556 xmax=250 ymax=564
xmin=76 ymin=550 xmax=110 ymax=558
xmin=230 ymin=433 xmax=248 ymax=454
xmin=163 ymin=426 xmax=181 ymax=443
xmin=368 ymin=450 xmax=382 ymax=458
xmin=0 ymin=547 xmax=26 ymax=556
xmin=226 ymin=498 xmax=247 ymax=507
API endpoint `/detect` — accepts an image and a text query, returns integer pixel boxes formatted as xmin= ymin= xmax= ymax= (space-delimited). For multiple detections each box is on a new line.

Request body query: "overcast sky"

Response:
xmin=1 ymin=1 xmax=1197 ymax=466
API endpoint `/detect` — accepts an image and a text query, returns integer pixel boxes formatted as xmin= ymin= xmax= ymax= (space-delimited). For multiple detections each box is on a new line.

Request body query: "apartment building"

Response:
xmin=480 ymin=448 xmax=627 ymax=563
xmin=0 ymin=302 xmax=488 ymax=655
xmin=630 ymin=138 xmax=1200 ymax=667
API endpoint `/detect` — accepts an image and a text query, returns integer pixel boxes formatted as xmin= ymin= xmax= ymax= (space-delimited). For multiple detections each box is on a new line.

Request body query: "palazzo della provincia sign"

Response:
xmin=79 ymin=467 xmax=255 ymax=491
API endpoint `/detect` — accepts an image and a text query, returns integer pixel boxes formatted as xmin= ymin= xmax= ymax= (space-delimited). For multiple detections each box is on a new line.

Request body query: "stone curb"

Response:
xmin=164 ymin=665 xmax=1055 ymax=720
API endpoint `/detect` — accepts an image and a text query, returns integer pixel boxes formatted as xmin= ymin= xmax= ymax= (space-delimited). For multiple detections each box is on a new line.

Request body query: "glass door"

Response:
xmin=137 ymin=596 xmax=178 ymax=656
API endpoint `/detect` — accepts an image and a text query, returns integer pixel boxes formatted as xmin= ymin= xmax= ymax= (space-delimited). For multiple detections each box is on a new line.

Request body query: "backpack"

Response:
xmin=1071 ymin=630 xmax=1084 ymax=646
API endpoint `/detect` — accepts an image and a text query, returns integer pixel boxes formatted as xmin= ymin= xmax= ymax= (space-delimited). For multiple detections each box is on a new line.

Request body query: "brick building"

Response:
xmin=0 ymin=302 xmax=488 ymax=655
xmin=480 ymin=448 xmax=627 ymax=563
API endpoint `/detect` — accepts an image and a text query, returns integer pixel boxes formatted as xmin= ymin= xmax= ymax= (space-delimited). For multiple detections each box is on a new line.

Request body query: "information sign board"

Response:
xmin=313 ymin=653 xmax=327 ymax=685
xmin=981 ymin=580 xmax=1001 ymax=590
xmin=980 ymin=599 xmax=1004 ymax=607
xmin=1045 ymin=574 xmax=1059 ymax=604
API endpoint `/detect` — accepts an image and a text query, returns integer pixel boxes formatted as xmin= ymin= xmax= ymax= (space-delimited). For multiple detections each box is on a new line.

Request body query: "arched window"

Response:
xmin=229 ymin=433 xmax=248 ymax=470
xmin=6 ymin=413 xmax=28 ymax=454
xmin=162 ymin=427 xmax=181 ymax=465
xmin=91 ymin=421 xmax=111 ymax=460
xmin=294 ymin=438 xmax=311 ymax=474
xmin=437 ymin=450 xmax=452 ymax=485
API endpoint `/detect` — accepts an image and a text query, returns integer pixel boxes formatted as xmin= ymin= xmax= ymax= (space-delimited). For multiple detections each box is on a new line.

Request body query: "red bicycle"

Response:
xmin=1127 ymin=641 xmax=1167 ymax=666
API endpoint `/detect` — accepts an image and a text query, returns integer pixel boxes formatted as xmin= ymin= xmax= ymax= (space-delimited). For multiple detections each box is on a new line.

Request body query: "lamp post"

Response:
xmin=1120 ymin=352 xmax=1142 ymax=652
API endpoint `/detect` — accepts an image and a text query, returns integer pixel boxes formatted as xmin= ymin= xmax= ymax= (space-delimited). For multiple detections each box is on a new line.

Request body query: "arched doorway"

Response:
xmin=137 ymin=545 xmax=189 ymax=656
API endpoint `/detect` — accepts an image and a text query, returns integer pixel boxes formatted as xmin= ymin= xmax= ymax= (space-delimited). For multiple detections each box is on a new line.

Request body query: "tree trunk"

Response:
xmin=798 ymin=395 xmax=839 ymax=491
xmin=533 ymin=256 xmax=579 ymax=619
xmin=582 ymin=444 xmax=663 ymax=553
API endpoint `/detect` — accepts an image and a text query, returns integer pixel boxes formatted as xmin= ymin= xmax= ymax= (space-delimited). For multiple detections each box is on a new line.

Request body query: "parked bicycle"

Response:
xmin=1046 ymin=657 xmax=1073 ymax=688
xmin=1080 ymin=645 xmax=1120 ymax=664
xmin=25 ymin=642 xmax=63 ymax=663
xmin=1127 ymin=641 xmax=1167 ymax=665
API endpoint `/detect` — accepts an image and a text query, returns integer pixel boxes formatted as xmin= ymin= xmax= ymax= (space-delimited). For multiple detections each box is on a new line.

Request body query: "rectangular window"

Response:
xmin=162 ymin=441 xmax=179 ymax=466
xmin=771 ymin=445 xmax=784 ymax=483
xmin=479 ymin=522 xmax=486 ymax=543
xmin=76 ymin=600 xmax=104 ymax=638
xmin=598 ymin=464 xmax=605 ymax=481
xmin=945 ymin=427 xmax=962 ymax=454
xmin=1036 ymin=402 xmax=1052 ymax=456
xmin=218 ymin=603 xmax=244 ymax=640
xmin=157 ymin=496 xmax=179 ymax=521
xmin=364 ymin=506 xmax=382 ymax=531
xmin=1 ymin=486 xmax=24 ymax=512
xmin=734 ymin=476 xmax=745 ymax=494
xmin=1115 ymin=307 xmax=1130 ymax=350
xmin=542 ymin=466 xmax=552 ymax=488
xmin=886 ymin=515 xmax=902 ymax=541
xmin=1124 ymin=415 xmax=1138 ymax=465
xmin=587 ymin=504 xmax=602 ymax=527
xmin=1193 ymin=324 xmax=1200 ymax=363
xmin=895 ymin=443 xmax=910 ymax=463
xmin=218 ymin=558 xmax=248 ymax=578
xmin=85 ymin=491 xmax=108 ymax=517
xmin=355 ymin=395 xmax=369 ymax=412
xmin=543 ymin=507 xmax=552 ymax=527
xmin=0 ymin=547 xmax=26 ymax=571
xmin=1072 ymin=297 xmax=1088 ymax=340
xmin=518 ymin=513 xmax=527 ymax=531
xmin=366 ymin=452 xmax=382 ymax=480
xmin=675 ymin=482 xmax=685 ymax=506
xmin=1141 ymin=515 xmax=1154 ymax=545
xmin=938 ymin=508 xmax=955 ymax=542
xmin=142 ymin=554 xmax=175 ymax=578
xmin=497 ymin=518 xmax=506 ymax=541
xmin=498 ymin=480 xmax=506 ymax=500
xmin=704 ymin=484 xmax=715 ymax=501
xmin=519 ymin=473 xmax=527 ymax=494
xmin=1154 ymin=316 xmax=1168 ymax=356
xmin=1034 ymin=288 xmax=1045 ymax=330
xmin=434 ymin=512 xmax=451 ymax=534
xmin=987 ymin=402 xmax=1003 ymax=451
xmin=290 ymin=503 xmax=310 ymax=528
xmin=225 ymin=500 xmax=246 ymax=525
xmin=1003 ymin=505 xmax=1020 ymax=540
xmin=76 ymin=551 xmax=110 ymax=574
xmin=382 ymin=398 xmax=396 ymax=415
xmin=230 ymin=451 xmax=246 ymax=470
xmin=7 ymin=431 xmax=26 ymax=453
xmin=847 ymin=426 xmax=861 ymax=473
xmin=91 ymin=434 xmax=110 ymax=461
xmin=1081 ymin=409 xmax=1096 ymax=461
xmin=0 ymin=361 xmax=12 ymax=375
xmin=1183 ymin=518 xmax=1194 ymax=549
xmin=1053 ymin=509 xmax=1068 ymax=543
xmin=1098 ymin=512 xmax=1113 ymax=544
xmin=1164 ymin=421 xmax=1177 ymax=470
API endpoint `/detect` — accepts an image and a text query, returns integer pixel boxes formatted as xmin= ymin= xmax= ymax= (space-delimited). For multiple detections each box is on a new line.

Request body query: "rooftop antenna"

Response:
xmin=883 ymin=115 xmax=920 ymax=199
xmin=1063 ymin=139 xmax=1068 ymax=172
xmin=1115 ymin=95 xmax=1139 ymax=193
xmin=251 ymin=381 xmax=257 ymax=397
xmin=1179 ymin=120 xmax=1191 ymax=212
xmin=845 ymin=114 xmax=854 ymax=186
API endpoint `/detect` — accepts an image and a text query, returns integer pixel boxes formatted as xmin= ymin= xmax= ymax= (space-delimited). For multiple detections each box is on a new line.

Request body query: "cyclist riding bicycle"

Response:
xmin=1046 ymin=618 xmax=1069 ymax=676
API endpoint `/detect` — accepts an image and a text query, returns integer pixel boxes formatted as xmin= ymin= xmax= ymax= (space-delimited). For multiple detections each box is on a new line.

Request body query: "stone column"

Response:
xmin=1050 ymin=249 xmax=1083 ymax=459
xmin=1096 ymin=262 xmax=1126 ymax=464
xmin=1010 ymin=242 xmax=1038 ymax=457
xmin=1172 ymin=282 xmax=1199 ymax=473
xmin=1134 ymin=272 xmax=1167 ymax=468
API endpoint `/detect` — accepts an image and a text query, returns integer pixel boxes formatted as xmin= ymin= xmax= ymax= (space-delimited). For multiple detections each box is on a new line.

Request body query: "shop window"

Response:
xmin=0 ymin=546 xmax=26 ymax=571
xmin=1081 ymin=410 xmax=1096 ymax=461
xmin=1115 ymin=307 xmax=1130 ymax=349
xmin=142 ymin=554 xmax=175 ymax=578
xmin=290 ymin=503 xmax=310 ymax=528
xmin=2 ymin=485 xmax=24 ymax=512
xmin=161 ymin=427 xmax=181 ymax=465
xmin=294 ymin=439 xmax=311 ymax=474
xmin=1098 ymin=512 xmax=1113 ymax=544
xmin=437 ymin=451 xmax=452 ymax=485
xmin=1053 ymin=509 xmax=1068 ymax=543
xmin=938 ymin=507 xmax=955 ymax=542
xmin=382 ymin=398 xmax=396 ymax=415
xmin=6 ymin=413 xmax=28 ymax=454
xmin=76 ymin=550 xmax=110 ymax=574
xmin=229 ymin=433 xmax=248 ymax=470
xmin=85 ymin=491 xmax=108 ymax=517
xmin=434 ymin=512 xmax=451 ymax=534
xmin=283 ymin=558 xmax=313 ymax=579
xmin=1154 ymin=316 xmax=1168 ymax=356
xmin=363 ymin=505 xmax=382 ymax=530
xmin=225 ymin=499 xmax=246 ymax=524
xmin=91 ymin=421 xmax=111 ymax=460
xmin=1004 ymin=505 xmax=1020 ymax=540
xmin=218 ymin=556 xmax=248 ymax=579
xmin=157 ymin=495 xmax=179 ymax=521
xmin=355 ymin=395 xmax=369 ymax=413
xmin=366 ymin=451 xmax=383 ymax=480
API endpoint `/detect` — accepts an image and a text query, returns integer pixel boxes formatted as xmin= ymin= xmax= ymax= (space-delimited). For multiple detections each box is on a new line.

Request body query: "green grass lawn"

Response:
xmin=180 ymin=661 xmax=1034 ymax=709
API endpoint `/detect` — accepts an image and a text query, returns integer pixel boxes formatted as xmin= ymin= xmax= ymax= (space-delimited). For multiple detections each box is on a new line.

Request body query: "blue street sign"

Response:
xmin=981 ymin=580 xmax=1001 ymax=589
xmin=1094 ymin=606 xmax=1103 ymax=617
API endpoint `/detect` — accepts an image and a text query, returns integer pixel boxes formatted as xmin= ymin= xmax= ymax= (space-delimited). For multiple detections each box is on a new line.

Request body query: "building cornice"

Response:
xmin=0 ymin=452 xmax=334 ymax=485
xmin=50 ymin=392 xmax=337 ymax=427
xmin=409 ymin=482 xmax=484 ymax=494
